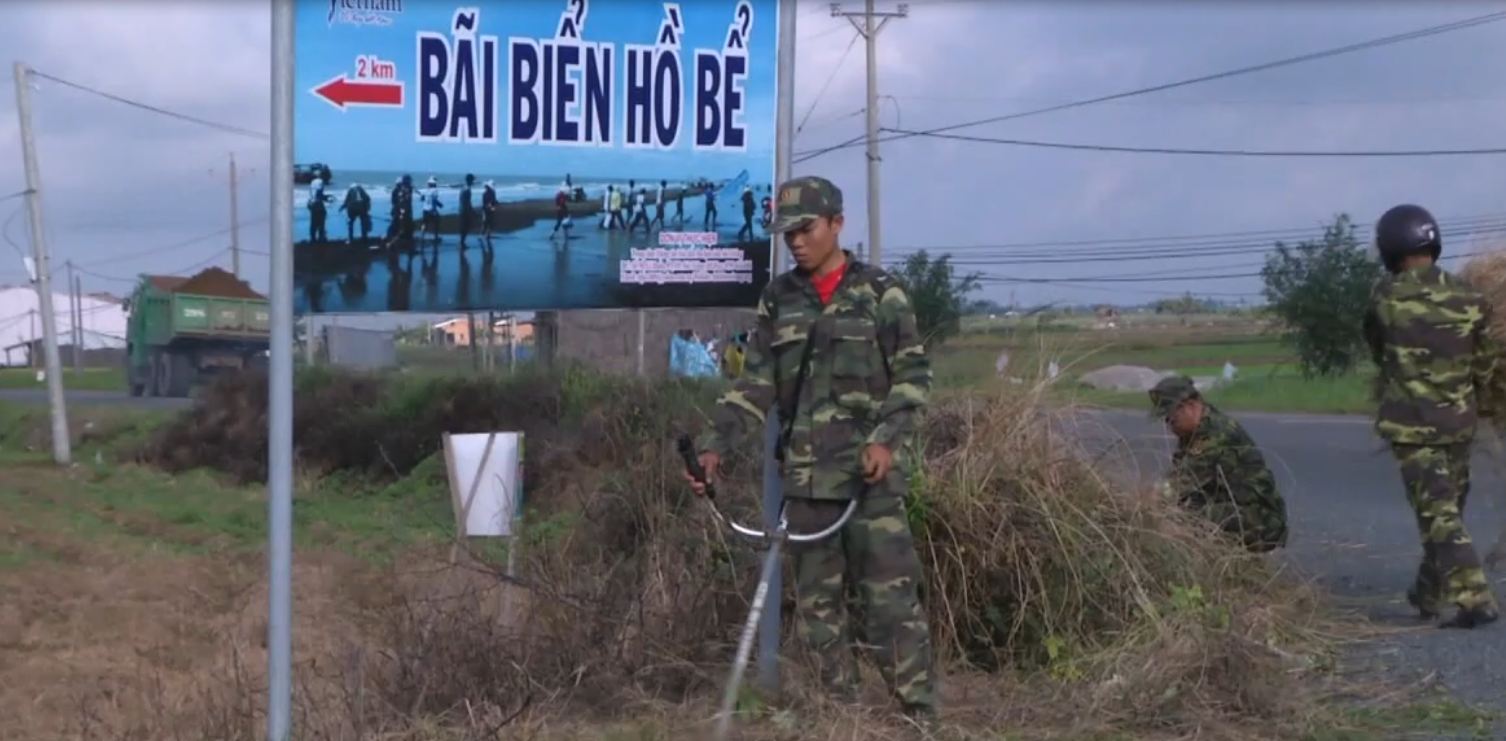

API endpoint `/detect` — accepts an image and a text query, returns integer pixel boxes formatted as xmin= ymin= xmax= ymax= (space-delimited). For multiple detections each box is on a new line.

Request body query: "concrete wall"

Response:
xmin=537 ymin=307 xmax=756 ymax=378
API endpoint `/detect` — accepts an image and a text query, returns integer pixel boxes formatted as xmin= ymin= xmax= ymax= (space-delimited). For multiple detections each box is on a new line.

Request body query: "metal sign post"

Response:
xmin=267 ymin=0 xmax=295 ymax=739
xmin=755 ymin=0 xmax=798 ymax=697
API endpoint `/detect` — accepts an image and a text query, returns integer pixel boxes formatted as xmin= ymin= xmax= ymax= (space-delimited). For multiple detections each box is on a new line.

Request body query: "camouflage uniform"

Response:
xmin=1149 ymin=376 xmax=1289 ymax=552
xmin=697 ymin=176 xmax=937 ymax=716
xmin=1363 ymin=263 xmax=1500 ymax=620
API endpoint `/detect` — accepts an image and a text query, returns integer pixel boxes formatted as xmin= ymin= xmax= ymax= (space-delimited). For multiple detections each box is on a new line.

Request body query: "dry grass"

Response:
xmin=1457 ymin=249 xmax=1506 ymax=346
xmin=904 ymin=383 xmax=1339 ymax=738
xmin=2 ymin=370 xmax=1369 ymax=740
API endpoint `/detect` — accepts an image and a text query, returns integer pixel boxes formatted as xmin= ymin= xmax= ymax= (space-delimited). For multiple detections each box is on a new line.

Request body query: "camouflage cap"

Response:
xmin=1148 ymin=375 xmax=1200 ymax=418
xmin=769 ymin=176 xmax=843 ymax=234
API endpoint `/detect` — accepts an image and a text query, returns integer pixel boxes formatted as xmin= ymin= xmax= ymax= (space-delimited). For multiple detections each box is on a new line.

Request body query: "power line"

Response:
xmin=890 ymin=221 xmax=1506 ymax=264
xmin=794 ymin=9 xmax=1506 ymax=163
xmin=796 ymin=30 xmax=863 ymax=138
xmin=84 ymin=217 xmax=267 ymax=267
xmin=875 ymin=92 xmax=1506 ymax=108
xmin=970 ymin=248 xmax=1502 ymax=285
xmin=70 ymin=264 xmax=138 ymax=284
xmin=882 ymin=212 xmax=1506 ymax=257
xmin=3 ymin=206 xmax=25 ymax=262
xmin=168 ymin=247 xmax=231 ymax=276
xmin=879 ymin=127 xmax=1506 ymax=158
xmin=27 ymin=69 xmax=271 ymax=141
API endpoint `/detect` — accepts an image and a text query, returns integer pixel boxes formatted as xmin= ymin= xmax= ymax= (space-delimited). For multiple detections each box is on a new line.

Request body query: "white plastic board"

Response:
xmin=442 ymin=431 xmax=523 ymax=538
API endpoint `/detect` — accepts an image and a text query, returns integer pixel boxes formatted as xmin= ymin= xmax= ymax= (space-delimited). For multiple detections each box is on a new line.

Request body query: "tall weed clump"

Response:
xmin=910 ymin=383 xmax=1328 ymax=733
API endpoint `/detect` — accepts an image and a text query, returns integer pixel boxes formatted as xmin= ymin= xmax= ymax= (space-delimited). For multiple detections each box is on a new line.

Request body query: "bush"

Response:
xmin=1260 ymin=214 xmax=1383 ymax=378
xmin=141 ymin=363 xmax=726 ymax=486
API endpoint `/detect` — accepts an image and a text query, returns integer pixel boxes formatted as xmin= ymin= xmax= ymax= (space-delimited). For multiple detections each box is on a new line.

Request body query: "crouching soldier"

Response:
xmin=1149 ymin=375 xmax=1289 ymax=552
xmin=1364 ymin=203 xmax=1499 ymax=629
xmin=684 ymin=175 xmax=939 ymax=725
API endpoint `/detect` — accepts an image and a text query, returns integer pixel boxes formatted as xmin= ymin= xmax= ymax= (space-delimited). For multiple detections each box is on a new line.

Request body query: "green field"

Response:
xmin=0 ymin=402 xmax=451 ymax=570
xmin=0 ymin=366 xmax=125 ymax=391
xmin=931 ymin=316 xmax=1375 ymax=415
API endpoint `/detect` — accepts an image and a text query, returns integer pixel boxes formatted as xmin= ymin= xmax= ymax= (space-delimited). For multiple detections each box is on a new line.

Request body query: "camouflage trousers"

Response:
xmin=783 ymin=488 xmax=937 ymax=714
xmin=1392 ymin=443 xmax=1498 ymax=615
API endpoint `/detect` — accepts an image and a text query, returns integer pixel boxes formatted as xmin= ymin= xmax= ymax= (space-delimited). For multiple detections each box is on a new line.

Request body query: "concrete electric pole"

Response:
xmin=832 ymin=1 xmax=907 ymax=268
xmin=13 ymin=61 xmax=71 ymax=465
xmin=230 ymin=152 xmax=242 ymax=278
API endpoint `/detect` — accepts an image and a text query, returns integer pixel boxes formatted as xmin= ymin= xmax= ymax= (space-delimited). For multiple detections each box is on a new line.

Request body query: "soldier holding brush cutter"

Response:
xmin=683 ymin=176 xmax=940 ymax=727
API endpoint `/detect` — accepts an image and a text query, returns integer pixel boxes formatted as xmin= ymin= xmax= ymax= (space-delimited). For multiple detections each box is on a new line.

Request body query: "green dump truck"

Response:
xmin=124 ymin=267 xmax=271 ymax=397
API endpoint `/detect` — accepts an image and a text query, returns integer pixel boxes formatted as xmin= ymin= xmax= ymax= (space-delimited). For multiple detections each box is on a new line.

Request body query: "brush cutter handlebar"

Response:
xmin=676 ymin=435 xmax=859 ymax=543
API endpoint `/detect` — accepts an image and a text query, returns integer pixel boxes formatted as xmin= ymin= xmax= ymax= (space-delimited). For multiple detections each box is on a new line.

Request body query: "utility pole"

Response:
xmin=468 ymin=310 xmax=480 ymax=372
xmin=65 ymin=260 xmax=77 ymax=371
xmin=229 ymin=152 xmax=241 ymax=278
xmin=635 ymin=309 xmax=646 ymax=377
xmin=832 ymin=1 xmax=906 ymax=267
xmin=73 ymin=274 xmax=83 ymax=371
xmin=486 ymin=311 xmax=495 ymax=373
xmin=13 ymin=61 xmax=71 ymax=465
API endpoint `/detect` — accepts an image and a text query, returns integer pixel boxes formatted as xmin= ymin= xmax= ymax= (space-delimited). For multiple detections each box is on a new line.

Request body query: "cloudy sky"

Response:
xmin=3 ymin=0 xmax=1506 ymax=317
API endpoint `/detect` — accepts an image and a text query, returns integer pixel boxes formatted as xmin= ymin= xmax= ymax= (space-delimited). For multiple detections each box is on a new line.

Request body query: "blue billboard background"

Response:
xmin=292 ymin=0 xmax=779 ymax=315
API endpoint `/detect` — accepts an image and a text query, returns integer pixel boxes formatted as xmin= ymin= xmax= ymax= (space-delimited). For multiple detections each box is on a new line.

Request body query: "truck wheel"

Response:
xmin=166 ymin=352 xmax=197 ymax=397
xmin=126 ymin=345 xmax=143 ymax=396
xmin=154 ymin=351 xmax=193 ymax=398
xmin=152 ymin=352 xmax=169 ymax=397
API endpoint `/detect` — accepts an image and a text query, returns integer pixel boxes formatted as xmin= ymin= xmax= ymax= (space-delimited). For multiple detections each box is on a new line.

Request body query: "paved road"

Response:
xmin=0 ymin=388 xmax=191 ymax=410
xmin=1078 ymin=408 xmax=1506 ymax=722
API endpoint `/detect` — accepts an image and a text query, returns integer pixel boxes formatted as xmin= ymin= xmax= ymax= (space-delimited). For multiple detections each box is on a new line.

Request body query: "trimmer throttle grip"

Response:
xmin=676 ymin=435 xmax=717 ymax=500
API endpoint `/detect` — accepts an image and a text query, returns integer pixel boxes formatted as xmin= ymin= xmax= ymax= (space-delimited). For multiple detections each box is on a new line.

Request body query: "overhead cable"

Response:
xmin=794 ymin=10 xmax=1506 ymax=162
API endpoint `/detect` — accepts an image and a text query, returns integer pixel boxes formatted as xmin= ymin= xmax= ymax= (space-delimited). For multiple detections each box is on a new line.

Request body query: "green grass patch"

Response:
xmin=1307 ymin=699 xmax=1497 ymax=740
xmin=0 ymin=399 xmax=174 ymax=463
xmin=0 ymin=445 xmax=454 ymax=567
xmin=1054 ymin=367 xmax=1375 ymax=416
xmin=0 ymin=366 xmax=125 ymax=391
xmin=931 ymin=324 xmax=1379 ymax=415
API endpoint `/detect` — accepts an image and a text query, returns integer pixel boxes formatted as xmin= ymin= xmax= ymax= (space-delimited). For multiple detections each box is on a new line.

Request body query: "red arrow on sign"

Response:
xmin=311 ymin=76 xmax=403 ymax=110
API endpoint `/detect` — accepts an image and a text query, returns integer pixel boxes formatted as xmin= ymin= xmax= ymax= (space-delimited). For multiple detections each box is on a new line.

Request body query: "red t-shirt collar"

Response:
xmin=811 ymin=260 xmax=848 ymax=305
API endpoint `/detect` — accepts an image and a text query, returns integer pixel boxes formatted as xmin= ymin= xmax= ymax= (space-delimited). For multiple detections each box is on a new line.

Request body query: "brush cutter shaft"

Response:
xmin=678 ymin=436 xmax=857 ymax=740
xmin=712 ymin=533 xmax=784 ymax=741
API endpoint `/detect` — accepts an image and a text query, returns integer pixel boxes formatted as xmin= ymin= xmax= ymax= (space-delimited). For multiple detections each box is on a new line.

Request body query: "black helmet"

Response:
xmin=1375 ymin=204 xmax=1441 ymax=270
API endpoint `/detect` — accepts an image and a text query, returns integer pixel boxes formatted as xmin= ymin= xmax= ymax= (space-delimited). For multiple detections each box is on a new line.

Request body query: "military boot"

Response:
xmin=1406 ymin=586 xmax=1440 ymax=620
xmin=1439 ymin=604 xmax=1499 ymax=630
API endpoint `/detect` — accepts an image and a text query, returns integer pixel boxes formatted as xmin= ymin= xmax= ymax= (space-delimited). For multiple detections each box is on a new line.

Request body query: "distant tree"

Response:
xmin=1151 ymin=293 xmax=1216 ymax=323
xmin=892 ymin=250 xmax=983 ymax=348
xmin=965 ymin=298 xmax=1009 ymax=315
xmin=1259 ymin=213 xmax=1383 ymax=378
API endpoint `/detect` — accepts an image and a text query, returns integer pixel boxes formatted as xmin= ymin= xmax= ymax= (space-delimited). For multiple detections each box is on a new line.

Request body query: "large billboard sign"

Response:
xmin=292 ymin=0 xmax=779 ymax=314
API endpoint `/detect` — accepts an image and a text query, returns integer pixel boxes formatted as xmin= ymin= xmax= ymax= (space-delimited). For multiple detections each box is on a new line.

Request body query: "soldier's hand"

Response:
xmin=684 ymin=451 xmax=720 ymax=497
xmin=862 ymin=443 xmax=893 ymax=484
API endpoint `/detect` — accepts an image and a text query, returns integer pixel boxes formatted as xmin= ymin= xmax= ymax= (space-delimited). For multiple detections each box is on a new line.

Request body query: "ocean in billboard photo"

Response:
xmin=292 ymin=0 xmax=779 ymax=315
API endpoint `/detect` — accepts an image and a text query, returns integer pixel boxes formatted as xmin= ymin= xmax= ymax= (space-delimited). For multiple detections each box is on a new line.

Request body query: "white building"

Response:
xmin=0 ymin=284 xmax=128 ymax=367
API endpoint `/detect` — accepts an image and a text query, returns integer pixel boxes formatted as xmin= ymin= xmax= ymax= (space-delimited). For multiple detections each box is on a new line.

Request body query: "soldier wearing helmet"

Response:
xmin=1363 ymin=203 xmax=1500 ymax=628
